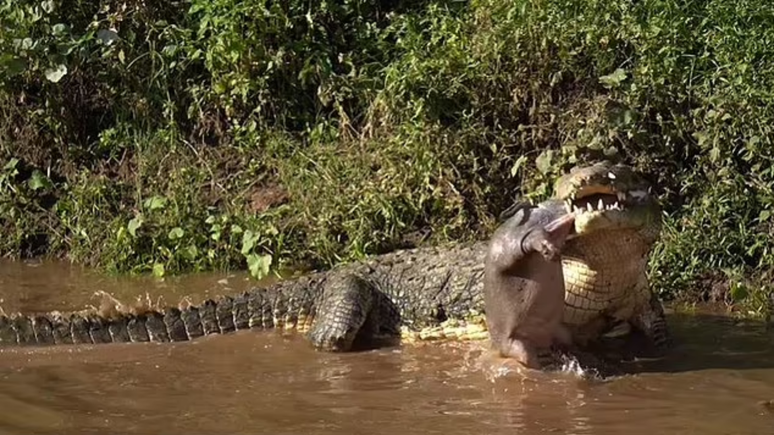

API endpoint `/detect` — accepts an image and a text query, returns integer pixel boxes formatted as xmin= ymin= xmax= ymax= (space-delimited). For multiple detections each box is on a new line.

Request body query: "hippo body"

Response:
xmin=483 ymin=201 xmax=575 ymax=369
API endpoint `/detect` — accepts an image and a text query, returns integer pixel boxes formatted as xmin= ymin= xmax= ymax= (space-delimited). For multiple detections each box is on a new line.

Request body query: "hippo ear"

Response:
xmin=499 ymin=198 xmax=532 ymax=223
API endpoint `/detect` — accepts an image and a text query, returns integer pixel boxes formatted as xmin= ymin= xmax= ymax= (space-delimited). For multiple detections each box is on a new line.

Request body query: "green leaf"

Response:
xmin=535 ymin=150 xmax=554 ymax=174
xmin=759 ymin=210 xmax=771 ymax=222
xmin=210 ymin=223 xmax=222 ymax=241
xmin=729 ymin=282 xmax=748 ymax=302
xmin=241 ymin=229 xmax=260 ymax=255
xmin=189 ymin=2 xmax=206 ymax=14
xmin=28 ymin=170 xmax=53 ymax=191
xmin=152 ymin=263 xmax=166 ymax=278
xmin=184 ymin=245 xmax=199 ymax=261
xmin=599 ymin=68 xmax=628 ymax=89
xmin=168 ymin=227 xmax=185 ymax=240
xmin=4 ymin=158 xmax=19 ymax=173
xmin=510 ymin=155 xmax=528 ymax=178
xmin=116 ymin=226 xmax=127 ymax=241
xmin=52 ymin=23 xmax=68 ymax=36
xmin=41 ymin=0 xmax=55 ymax=13
xmin=246 ymin=254 xmax=273 ymax=280
xmin=2 ymin=57 xmax=27 ymax=77
xmin=97 ymin=29 xmax=120 ymax=46
xmin=127 ymin=215 xmax=144 ymax=237
xmin=44 ymin=64 xmax=68 ymax=83
xmin=693 ymin=130 xmax=709 ymax=147
xmin=709 ymin=146 xmax=721 ymax=163
xmin=143 ymin=196 xmax=167 ymax=211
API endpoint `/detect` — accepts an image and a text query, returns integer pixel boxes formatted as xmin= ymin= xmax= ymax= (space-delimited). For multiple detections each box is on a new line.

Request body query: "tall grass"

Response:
xmin=1 ymin=0 xmax=773 ymax=314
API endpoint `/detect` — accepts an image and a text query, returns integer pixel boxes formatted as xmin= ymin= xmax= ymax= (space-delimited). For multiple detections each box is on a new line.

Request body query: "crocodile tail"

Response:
xmin=0 ymin=285 xmax=318 ymax=347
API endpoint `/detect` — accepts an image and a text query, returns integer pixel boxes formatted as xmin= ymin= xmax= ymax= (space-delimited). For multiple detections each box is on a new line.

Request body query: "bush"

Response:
xmin=1 ymin=0 xmax=773 ymax=315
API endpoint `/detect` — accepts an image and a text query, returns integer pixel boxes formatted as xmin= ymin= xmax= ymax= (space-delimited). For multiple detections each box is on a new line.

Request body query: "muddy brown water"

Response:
xmin=1 ymin=259 xmax=774 ymax=435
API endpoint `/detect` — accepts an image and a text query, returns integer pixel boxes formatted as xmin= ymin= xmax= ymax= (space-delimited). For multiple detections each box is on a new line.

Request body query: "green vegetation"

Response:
xmin=1 ymin=0 xmax=773 ymax=316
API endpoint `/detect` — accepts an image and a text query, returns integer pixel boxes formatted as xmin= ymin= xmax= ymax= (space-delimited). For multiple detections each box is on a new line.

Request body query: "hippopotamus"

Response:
xmin=483 ymin=200 xmax=576 ymax=369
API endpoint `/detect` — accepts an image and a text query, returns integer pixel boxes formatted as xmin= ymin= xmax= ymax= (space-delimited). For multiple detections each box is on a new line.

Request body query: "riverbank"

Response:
xmin=1 ymin=0 xmax=773 ymax=315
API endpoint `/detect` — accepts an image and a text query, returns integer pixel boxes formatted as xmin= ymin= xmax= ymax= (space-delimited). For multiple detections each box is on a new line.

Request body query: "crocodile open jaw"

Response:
xmin=553 ymin=163 xmax=657 ymax=235
xmin=562 ymin=187 xmax=646 ymax=215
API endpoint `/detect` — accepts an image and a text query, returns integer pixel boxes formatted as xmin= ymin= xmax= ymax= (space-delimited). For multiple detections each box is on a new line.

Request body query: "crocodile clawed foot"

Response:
xmin=307 ymin=323 xmax=359 ymax=352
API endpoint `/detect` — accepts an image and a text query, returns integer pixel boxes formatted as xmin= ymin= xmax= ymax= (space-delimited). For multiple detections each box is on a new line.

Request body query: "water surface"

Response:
xmin=1 ymin=259 xmax=773 ymax=435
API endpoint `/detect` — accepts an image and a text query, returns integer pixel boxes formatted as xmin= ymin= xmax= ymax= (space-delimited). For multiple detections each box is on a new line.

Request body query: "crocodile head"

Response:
xmin=553 ymin=161 xmax=661 ymax=240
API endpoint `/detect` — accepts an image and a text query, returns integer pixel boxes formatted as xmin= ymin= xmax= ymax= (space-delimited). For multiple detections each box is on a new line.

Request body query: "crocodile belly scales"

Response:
xmin=562 ymin=230 xmax=652 ymax=326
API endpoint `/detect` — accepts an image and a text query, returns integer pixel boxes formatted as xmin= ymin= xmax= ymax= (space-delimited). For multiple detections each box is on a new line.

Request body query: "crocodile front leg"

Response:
xmin=608 ymin=273 xmax=671 ymax=356
xmin=589 ymin=274 xmax=671 ymax=360
xmin=307 ymin=274 xmax=379 ymax=352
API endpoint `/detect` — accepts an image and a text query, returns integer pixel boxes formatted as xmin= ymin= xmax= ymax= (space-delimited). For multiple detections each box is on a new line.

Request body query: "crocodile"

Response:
xmin=0 ymin=161 xmax=668 ymax=363
xmin=552 ymin=162 xmax=667 ymax=353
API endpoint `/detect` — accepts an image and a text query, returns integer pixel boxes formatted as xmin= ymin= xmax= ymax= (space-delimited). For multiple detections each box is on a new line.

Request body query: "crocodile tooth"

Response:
xmin=613 ymin=201 xmax=620 ymax=209
xmin=597 ymin=198 xmax=605 ymax=210
xmin=573 ymin=205 xmax=581 ymax=214
xmin=608 ymin=172 xmax=616 ymax=179
xmin=586 ymin=202 xmax=594 ymax=212
xmin=617 ymin=192 xmax=626 ymax=201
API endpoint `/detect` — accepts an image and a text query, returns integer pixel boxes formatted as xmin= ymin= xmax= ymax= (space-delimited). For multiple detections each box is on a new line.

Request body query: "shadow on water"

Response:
xmin=622 ymin=312 xmax=774 ymax=375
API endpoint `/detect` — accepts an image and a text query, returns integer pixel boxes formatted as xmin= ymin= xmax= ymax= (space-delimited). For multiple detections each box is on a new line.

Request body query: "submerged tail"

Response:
xmin=0 ymin=286 xmax=317 ymax=347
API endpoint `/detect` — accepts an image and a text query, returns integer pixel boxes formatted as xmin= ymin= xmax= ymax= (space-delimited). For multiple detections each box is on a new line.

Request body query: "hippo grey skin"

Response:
xmin=483 ymin=201 xmax=576 ymax=369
